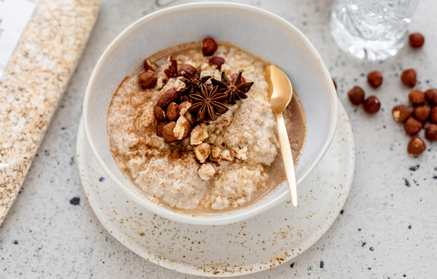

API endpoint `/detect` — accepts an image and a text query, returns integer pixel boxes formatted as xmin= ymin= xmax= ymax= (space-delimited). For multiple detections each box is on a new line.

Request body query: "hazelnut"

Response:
xmin=401 ymin=69 xmax=417 ymax=88
xmin=367 ymin=71 xmax=383 ymax=88
xmin=425 ymin=124 xmax=437 ymax=141
xmin=202 ymin=37 xmax=218 ymax=56
xmin=404 ymin=117 xmax=422 ymax=136
xmin=431 ymin=107 xmax=437 ymax=123
xmin=153 ymin=105 xmax=166 ymax=121
xmin=408 ymin=90 xmax=425 ymax=106
xmin=230 ymin=73 xmax=246 ymax=84
xmin=409 ymin=33 xmax=425 ymax=48
xmin=348 ymin=86 xmax=365 ymax=105
xmin=211 ymin=147 xmax=222 ymax=158
xmin=178 ymin=101 xmax=192 ymax=116
xmin=194 ymin=143 xmax=211 ymax=163
xmin=156 ymin=121 xmax=168 ymax=137
xmin=425 ymin=88 xmax=437 ymax=105
xmin=190 ymin=124 xmax=208 ymax=145
xmin=332 ymin=78 xmax=337 ymax=90
xmin=177 ymin=64 xmax=197 ymax=77
xmin=143 ymin=60 xmax=155 ymax=72
xmin=198 ymin=164 xmax=216 ymax=181
xmin=363 ymin=96 xmax=380 ymax=114
xmin=166 ymin=102 xmax=180 ymax=121
xmin=209 ymin=57 xmax=225 ymax=70
xmin=392 ymin=105 xmax=411 ymax=123
xmin=156 ymin=89 xmax=178 ymax=108
xmin=407 ymin=136 xmax=426 ymax=156
xmin=162 ymin=122 xmax=178 ymax=142
xmin=138 ymin=71 xmax=157 ymax=89
xmin=173 ymin=116 xmax=191 ymax=140
xmin=412 ymin=106 xmax=430 ymax=123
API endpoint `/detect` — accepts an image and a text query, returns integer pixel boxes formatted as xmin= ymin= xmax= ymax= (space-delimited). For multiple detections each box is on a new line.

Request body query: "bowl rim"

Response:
xmin=83 ymin=2 xmax=338 ymax=225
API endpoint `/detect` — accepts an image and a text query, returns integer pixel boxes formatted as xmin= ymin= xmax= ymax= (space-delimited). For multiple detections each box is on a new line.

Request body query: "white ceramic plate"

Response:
xmin=76 ymin=100 xmax=354 ymax=277
xmin=83 ymin=2 xmax=338 ymax=225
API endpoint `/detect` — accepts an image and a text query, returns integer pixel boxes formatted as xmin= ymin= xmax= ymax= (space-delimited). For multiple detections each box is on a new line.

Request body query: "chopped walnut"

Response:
xmin=194 ymin=143 xmax=211 ymax=163
xmin=234 ymin=147 xmax=248 ymax=160
xmin=211 ymin=147 xmax=221 ymax=158
xmin=221 ymin=149 xmax=233 ymax=161
xmin=190 ymin=124 xmax=208 ymax=145
xmin=198 ymin=164 xmax=216 ymax=181
xmin=173 ymin=116 xmax=191 ymax=140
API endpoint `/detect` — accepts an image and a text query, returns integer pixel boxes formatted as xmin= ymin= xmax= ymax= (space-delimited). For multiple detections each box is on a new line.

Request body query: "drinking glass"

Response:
xmin=330 ymin=0 xmax=419 ymax=61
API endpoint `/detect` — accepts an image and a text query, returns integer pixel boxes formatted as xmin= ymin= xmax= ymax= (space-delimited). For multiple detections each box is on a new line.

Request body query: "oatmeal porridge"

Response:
xmin=106 ymin=38 xmax=306 ymax=214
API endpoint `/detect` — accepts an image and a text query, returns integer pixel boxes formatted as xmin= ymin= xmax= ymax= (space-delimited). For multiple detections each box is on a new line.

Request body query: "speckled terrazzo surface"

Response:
xmin=1 ymin=0 xmax=437 ymax=278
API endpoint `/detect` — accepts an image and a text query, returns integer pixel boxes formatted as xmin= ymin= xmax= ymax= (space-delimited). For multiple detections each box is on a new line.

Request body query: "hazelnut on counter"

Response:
xmin=363 ymin=96 xmax=380 ymax=114
xmin=348 ymin=86 xmax=365 ymax=105
xmin=425 ymin=88 xmax=437 ymax=105
xmin=367 ymin=71 xmax=383 ymax=88
xmin=408 ymin=90 xmax=426 ymax=106
xmin=401 ymin=69 xmax=417 ymax=88
xmin=409 ymin=33 xmax=425 ymax=48
xmin=404 ymin=117 xmax=422 ymax=136
xmin=139 ymin=71 xmax=157 ymax=89
xmin=392 ymin=105 xmax=411 ymax=123
xmin=198 ymin=164 xmax=216 ymax=181
xmin=425 ymin=124 xmax=437 ymax=141
xmin=407 ymin=136 xmax=426 ymax=156
xmin=194 ymin=143 xmax=211 ymax=163
xmin=431 ymin=107 xmax=437 ymax=123
xmin=412 ymin=106 xmax=430 ymax=123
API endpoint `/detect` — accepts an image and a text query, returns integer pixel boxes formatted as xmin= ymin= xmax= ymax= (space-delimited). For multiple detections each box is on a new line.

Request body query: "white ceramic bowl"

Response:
xmin=83 ymin=2 xmax=338 ymax=225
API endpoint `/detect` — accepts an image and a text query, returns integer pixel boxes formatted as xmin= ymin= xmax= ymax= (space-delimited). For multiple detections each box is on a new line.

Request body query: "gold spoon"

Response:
xmin=266 ymin=65 xmax=298 ymax=207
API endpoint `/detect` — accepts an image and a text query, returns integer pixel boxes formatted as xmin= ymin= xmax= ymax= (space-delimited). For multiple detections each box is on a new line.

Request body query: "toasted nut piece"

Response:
xmin=367 ymin=71 xmax=383 ymax=88
xmin=156 ymin=89 xmax=178 ymax=108
xmin=221 ymin=149 xmax=233 ymax=161
xmin=425 ymin=124 xmax=437 ymax=141
xmin=413 ymin=106 xmax=430 ymax=123
xmin=162 ymin=122 xmax=178 ymax=142
xmin=153 ymin=106 xmax=166 ymax=121
xmin=173 ymin=116 xmax=191 ymax=140
xmin=407 ymin=136 xmax=426 ymax=156
xmin=409 ymin=33 xmax=425 ymax=48
xmin=409 ymin=90 xmax=426 ymax=106
xmin=404 ymin=117 xmax=422 ymax=136
xmin=363 ymin=96 xmax=380 ymax=114
xmin=401 ymin=69 xmax=417 ymax=88
xmin=166 ymin=102 xmax=180 ymax=121
xmin=198 ymin=164 xmax=216 ymax=181
xmin=230 ymin=73 xmax=246 ymax=84
xmin=209 ymin=57 xmax=225 ymax=70
xmin=185 ymin=111 xmax=196 ymax=125
xmin=177 ymin=64 xmax=197 ymax=77
xmin=139 ymin=72 xmax=157 ymax=89
xmin=348 ymin=86 xmax=365 ymax=105
xmin=431 ymin=107 xmax=437 ymax=123
xmin=392 ymin=105 xmax=411 ymax=123
xmin=194 ymin=143 xmax=211 ymax=163
xmin=143 ymin=60 xmax=155 ymax=72
xmin=425 ymin=88 xmax=437 ymax=105
xmin=211 ymin=147 xmax=222 ymax=158
xmin=190 ymin=125 xmax=208 ymax=145
xmin=178 ymin=101 xmax=192 ymax=116
xmin=202 ymin=37 xmax=217 ymax=56
xmin=156 ymin=121 xmax=168 ymax=137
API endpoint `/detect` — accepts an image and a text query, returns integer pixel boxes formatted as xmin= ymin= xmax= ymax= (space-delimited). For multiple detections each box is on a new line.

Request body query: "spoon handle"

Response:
xmin=276 ymin=113 xmax=298 ymax=207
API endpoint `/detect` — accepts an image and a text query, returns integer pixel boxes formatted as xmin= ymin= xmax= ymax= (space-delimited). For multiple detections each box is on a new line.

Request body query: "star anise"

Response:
xmin=179 ymin=69 xmax=211 ymax=96
xmin=189 ymin=84 xmax=228 ymax=122
xmin=212 ymin=72 xmax=254 ymax=104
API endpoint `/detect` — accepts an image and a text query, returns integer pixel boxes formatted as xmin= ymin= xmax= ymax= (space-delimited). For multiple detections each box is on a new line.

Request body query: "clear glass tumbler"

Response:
xmin=330 ymin=0 xmax=419 ymax=61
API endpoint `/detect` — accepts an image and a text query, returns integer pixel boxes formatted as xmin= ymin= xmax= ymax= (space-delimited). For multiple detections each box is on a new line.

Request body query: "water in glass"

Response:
xmin=331 ymin=0 xmax=419 ymax=61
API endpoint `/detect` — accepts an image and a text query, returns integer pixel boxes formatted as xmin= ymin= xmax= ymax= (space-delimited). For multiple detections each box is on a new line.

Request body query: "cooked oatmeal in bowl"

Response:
xmin=106 ymin=38 xmax=306 ymax=214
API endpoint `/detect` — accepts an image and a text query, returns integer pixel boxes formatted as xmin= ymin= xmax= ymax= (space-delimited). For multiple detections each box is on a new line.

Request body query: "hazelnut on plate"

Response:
xmin=413 ymin=106 xmax=430 ymax=123
xmin=363 ymin=96 xmax=380 ymax=114
xmin=404 ymin=117 xmax=422 ymax=136
xmin=407 ymin=136 xmax=426 ymax=156
xmin=425 ymin=124 xmax=437 ymax=141
xmin=409 ymin=33 xmax=425 ymax=48
xmin=367 ymin=71 xmax=383 ymax=88
xmin=401 ymin=69 xmax=417 ymax=88
xmin=408 ymin=90 xmax=425 ymax=106
xmin=194 ymin=143 xmax=211 ymax=163
xmin=392 ymin=105 xmax=411 ymax=123
xmin=348 ymin=86 xmax=365 ymax=105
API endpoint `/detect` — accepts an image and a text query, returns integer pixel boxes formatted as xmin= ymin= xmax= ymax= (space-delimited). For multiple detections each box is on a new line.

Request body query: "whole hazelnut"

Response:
xmin=209 ymin=57 xmax=225 ymax=70
xmin=202 ymin=37 xmax=218 ymax=56
xmin=401 ymin=69 xmax=417 ymax=88
xmin=408 ymin=90 xmax=426 ymax=106
xmin=425 ymin=124 xmax=437 ymax=141
xmin=392 ymin=105 xmax=411 ymax=123
xmin=431 ymin=107 xmax=437 ymax=123
xmin=425 ymin=88 xmax=437 ymax=105
xmin=367 ymin=71 xmax=383 ymax=88
xmin=138 ymin=71 xmax=157 ymax=89
xmin=348 ymin=86 xmax=365 ymax=105
xmin=177 ymin=64 xmax=197 ymax=77
xmin=230 ymin=73 xmax=246 ymax=84
xmin=413 ymin=106 xmax=430 ymax=123
xmin=407 ymin=136 xmax=426 ymax=156
xmin=166 ymin=102 xmax=180 ymax=121
xmin=404 ymin=117 xmax=422 ymax=136
xmin=162 ymin=122 xmax=178 ymax=142
xmin=156 ymin=89 xmax=179 ymax=108
xmin=156 ymin=121 xmax=168 ymax=137
xmin=409 ymin=33 xmax=425 ymax=48
xmin=363 ymin=96 xmax=380 ymax=114
xmin=332 ymin=78 xmax=337 ymax=90
xmin=153 ymin=105 xmax=166 ymax=121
